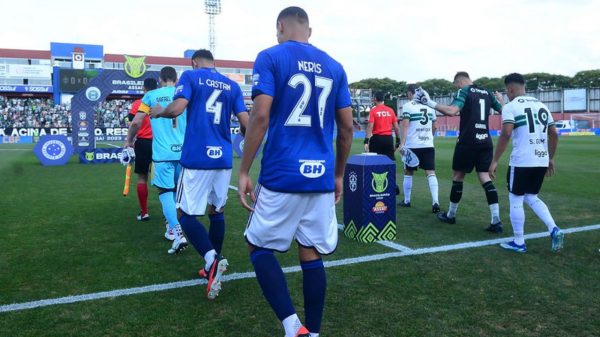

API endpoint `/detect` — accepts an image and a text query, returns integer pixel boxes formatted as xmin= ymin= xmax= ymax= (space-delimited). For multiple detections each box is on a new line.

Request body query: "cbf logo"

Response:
xmin=85 ymin=87 xmax=101 ymax=101
xmin=299 ymin=160 xmax=325 ymax=178
xmin=79 ymin=111 xmax=87 ymax=120
xmin=349 ymin=171 xmax=358 ymax=192
xmin=371 ymin=172 xmax=388 ymax=193
xmin=124 ymin=55 xmax=147 ymax=78
xmin=207 ymin=146 xmax=223 ymax=159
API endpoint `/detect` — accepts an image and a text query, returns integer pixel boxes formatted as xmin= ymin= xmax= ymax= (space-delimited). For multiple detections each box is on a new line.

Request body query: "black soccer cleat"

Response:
xmin=486 ymin=222 xmax=503 ymax=234
xmin=432 ymin=203 xmax=441 ymax=214
xmin=397 ymin=201 xmax=411 ymax=207
xmin=437 ymin=212 xmax=456 ymax=224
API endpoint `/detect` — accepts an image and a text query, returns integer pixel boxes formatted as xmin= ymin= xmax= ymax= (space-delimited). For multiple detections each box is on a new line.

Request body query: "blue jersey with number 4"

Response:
xmin=138 ymin=86 xmax=186 ymax=162
xmin=252 ymin=40 xmax=352 ymax=193
xmin=174 ymin=68 xmax=247 ymax=169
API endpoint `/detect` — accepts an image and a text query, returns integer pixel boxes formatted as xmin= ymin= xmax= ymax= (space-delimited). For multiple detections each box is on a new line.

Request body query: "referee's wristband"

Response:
xmin=364 ymin=137 xmax=370 ymax=145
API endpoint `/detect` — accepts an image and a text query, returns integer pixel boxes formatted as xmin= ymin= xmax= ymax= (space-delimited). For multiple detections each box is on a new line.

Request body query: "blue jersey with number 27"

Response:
xmin=174 ymin=67 xmax=247 ymax=170
xmin=252 ymin=40 xmax=352 ymax=193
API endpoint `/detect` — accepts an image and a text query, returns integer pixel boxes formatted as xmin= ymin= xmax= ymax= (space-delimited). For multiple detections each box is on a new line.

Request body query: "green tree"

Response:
xmin=349 ymin=77 xmax=408 ymax=97
xmin=571 ymin=69 xmax=600 ymax=88
xmin=523 ymin=72 xmax=573 ymax=90
xmin=418 ymin=78 xmax=455 ymax=96
xmin=474 ymin=77 xmax=504 ymax=92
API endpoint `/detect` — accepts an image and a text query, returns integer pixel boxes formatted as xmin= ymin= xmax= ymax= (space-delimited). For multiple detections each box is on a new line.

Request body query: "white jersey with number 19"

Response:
xmin=501 ymin=95 xmax=555 ymax=167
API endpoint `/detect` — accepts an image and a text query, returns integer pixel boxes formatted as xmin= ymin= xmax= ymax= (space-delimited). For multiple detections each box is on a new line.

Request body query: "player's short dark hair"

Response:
xmin=407 ymin=84 xmax=419 ymax=95
xmin=453 ymin=71 xmax=470 ymax=81
xmin=160 ymin=66 xmax=177 ymax=83
xmin=191 ymin=49 xmax=214 ymax=62
xmin=277 ymin=6 xmax=309 ymax=25
xmin=374 ymin=91 xmax=385 ymax=102
xmin=504 ymin=73 xmax=526 ymax=86
xmin=143 ymin=78 xmax=158 ymax=91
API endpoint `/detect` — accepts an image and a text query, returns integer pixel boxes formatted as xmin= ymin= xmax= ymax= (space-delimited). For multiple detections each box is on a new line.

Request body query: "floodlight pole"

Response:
xmin=205 ymin=0 xmax=222 ymax=55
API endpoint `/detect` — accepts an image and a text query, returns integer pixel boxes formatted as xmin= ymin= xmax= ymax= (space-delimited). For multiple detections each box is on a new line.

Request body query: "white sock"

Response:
xmin=310 ymin=333 xmax=320 ymax=337
xmin=282 ymin=314 xmax=302 ymax=337
xmin=489 ymin=203 xmax=500 ymax=224
xmin=509 ymin=193 xmax=525 ymax=245
xmin=427 ymin=174 xmax=439 ymax=204
xmin=448 ymin=202 xmax=459 ymax=218
xmin=204 ymin=249 xmax=217 ymax=271
xmin=524 ymin=194 xmax=557 ymax=233
xmin=403 ymin=175 xmax=413 ymax=203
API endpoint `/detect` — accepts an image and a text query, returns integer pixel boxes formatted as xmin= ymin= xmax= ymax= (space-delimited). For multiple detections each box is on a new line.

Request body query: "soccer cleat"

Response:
xmin=292 ymin=326 xmax=310 ymax=337
xmin=486 ymin=222 xmax=503 ymax=234
xmin=167 ymin=237 xmax=188 ymax=255
xmin=398 ymin=201 xmax=411 ymax=207
xmin=437 ymin=212 xmax=456 ymax=224
xmin=206 ymin=255 xmax=229 ymax=300
xmin=500 ymin=240 xmax=527 ymax=253
xmin=164 ymin=229 xmax=175 ymax=241
xmin=136 ymin=212 xmax=150 ymax=221
xmin=432 ymin=203 xmax=440 ymax=214
xmin=550 ymin=227 xmax=564 ymax=252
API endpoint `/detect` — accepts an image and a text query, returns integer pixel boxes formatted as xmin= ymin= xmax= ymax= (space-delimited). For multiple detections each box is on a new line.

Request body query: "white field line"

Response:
xmin=0 ymin=149 xmax=30 ymax=151
xmin=97 ymin=142 xmax=121 ymax=148
xmin=1 ymin=223 xmax=598 ymax=314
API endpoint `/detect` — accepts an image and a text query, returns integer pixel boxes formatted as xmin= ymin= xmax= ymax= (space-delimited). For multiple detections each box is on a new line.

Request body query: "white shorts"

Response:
xmin=244 ymin=184 xmax=338 ymax=255
xmin=176 ymin=168 xmax=232 ymax=216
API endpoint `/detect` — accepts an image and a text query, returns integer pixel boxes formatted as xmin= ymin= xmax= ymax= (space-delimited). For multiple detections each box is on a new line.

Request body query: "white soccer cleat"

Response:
xmin=164 ymin=229 xmax=175 ymax=241
xmin=168 ymin=236 xmax=188 ymax=255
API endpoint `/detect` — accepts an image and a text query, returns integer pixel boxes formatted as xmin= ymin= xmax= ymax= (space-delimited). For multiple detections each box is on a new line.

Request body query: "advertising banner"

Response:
xmin=79 ymin=148 xmax=124 ymax=164
xmin=0 ymin=85 xmax=53 ymax=93
xmin=343 ymin=154 xmax=397 ymax=243
xmin=0 ymin=135 xmax=33 ymax=144
xmin=4 ymin=64 xmax=52 ymax=79
xmin=563 ymin=88 xmax=587 ymax=111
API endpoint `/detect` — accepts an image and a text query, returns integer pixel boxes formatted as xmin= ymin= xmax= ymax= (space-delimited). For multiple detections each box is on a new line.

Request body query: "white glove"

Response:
xmin=120 ymin=147 xmax=135 ymax=166
xmin=415 ymin=87 xmax=437 ymax=109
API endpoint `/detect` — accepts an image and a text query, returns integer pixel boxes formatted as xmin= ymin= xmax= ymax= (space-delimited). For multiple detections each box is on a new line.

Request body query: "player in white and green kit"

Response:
xmin=398 ymin=84 xmax=439 ymax=213
xmin=489 ymin=73 xmax=564 ymax=253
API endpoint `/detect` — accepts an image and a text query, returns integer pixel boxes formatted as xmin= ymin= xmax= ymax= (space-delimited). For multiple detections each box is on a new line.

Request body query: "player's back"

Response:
xmin=503 ymin=96 xmax=554 ymax=167
xmin=454 ymin=84 xmax=497 ymax=147
xmin=254 ymin=40 xmax=351 ymax=193
xmin=175 ymin=68 xmax=246 ymax=170
xmin=141 ymin=87 xmax=186 ymax=161
xmin=402 ymin=101 xmax=436 ymax=148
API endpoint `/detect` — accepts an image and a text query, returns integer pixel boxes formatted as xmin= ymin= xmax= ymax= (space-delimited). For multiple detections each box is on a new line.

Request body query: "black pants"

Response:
xmin=369 ymin=135 xmax=395 ymax=161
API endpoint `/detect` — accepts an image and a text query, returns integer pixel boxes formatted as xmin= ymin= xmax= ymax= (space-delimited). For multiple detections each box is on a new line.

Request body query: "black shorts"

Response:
xmin=452 ymin=144 xmax=493 ymax=173
xmin=369 ymin=135 xmax=395 ymax=161
xmin=507 ymin=166 xmax=547 ymax=196
xmin=134 ymin=138 xmax=152 ymax=175
xmin=405 ymin=147 xmax=435 ymax=171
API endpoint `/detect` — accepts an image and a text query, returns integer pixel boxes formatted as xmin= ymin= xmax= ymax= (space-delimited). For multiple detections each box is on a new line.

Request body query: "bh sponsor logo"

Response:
xmin=207 ymin=146 xmax=223 ymax=159
xmin=171 ymin=144 xmax=182 ymax=152
xmin=299 ymin=160 xmax=325 ymax=178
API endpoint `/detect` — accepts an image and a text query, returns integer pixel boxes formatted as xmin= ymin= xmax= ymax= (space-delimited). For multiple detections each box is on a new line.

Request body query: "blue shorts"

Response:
xmin=152 ymin=161 xmax=181 ymax=190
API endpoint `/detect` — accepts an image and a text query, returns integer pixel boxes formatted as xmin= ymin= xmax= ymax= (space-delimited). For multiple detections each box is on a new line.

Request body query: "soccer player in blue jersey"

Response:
xmin=125 ymin=66 xmax=188 ymax=255
xmin=151 ymin=50 xmax=249 ymax=300
xmin=238 ymin=7 xmax=354 ymax=337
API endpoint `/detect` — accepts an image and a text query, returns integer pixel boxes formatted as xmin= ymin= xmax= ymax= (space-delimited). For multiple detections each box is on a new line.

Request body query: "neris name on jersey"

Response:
xmin=297 ymin=60 xmax=322 ymax=74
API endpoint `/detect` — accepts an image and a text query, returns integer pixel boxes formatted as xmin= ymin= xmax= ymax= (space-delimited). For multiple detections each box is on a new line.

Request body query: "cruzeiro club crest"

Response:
xmin=85 ymin=151 xmax=95 ymax=161
xmin=371 ymin=172 xmax=388 ymax=193
xmin=124 ymin=55 xmax=147 ymax=78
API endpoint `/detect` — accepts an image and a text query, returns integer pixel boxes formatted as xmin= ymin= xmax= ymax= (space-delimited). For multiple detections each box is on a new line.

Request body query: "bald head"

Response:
xmin=276 ymin=6 xmax=311 ymax=43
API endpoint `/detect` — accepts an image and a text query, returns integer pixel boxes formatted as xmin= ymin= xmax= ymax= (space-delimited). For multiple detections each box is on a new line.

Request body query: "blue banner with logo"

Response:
xmin=33 ymin=135 xmax=74 ymax=166
xmin=70 ymin=67 xmax=159 ymax=154
xmin=79 ymin=148 xmax=123 ymax=164
xmin=343 ymin=154 xmax=396 ymax=242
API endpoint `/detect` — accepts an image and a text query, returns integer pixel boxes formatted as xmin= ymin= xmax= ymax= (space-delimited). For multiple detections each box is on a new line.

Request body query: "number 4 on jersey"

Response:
xmin=206 ymin=89 xmax=223 ymax=124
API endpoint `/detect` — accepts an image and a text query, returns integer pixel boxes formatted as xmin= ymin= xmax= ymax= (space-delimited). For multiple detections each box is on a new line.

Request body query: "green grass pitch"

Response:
xmin=1 ymin=136 xmax=599 ymax=337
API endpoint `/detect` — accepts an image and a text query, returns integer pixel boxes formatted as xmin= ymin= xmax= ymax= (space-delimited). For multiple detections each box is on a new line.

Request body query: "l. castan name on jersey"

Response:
xmin=198 ymin=78 xmax=231 ymax=91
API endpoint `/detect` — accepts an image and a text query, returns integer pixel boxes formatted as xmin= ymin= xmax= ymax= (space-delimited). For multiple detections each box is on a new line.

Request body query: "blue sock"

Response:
xmin=159 ymin=192 xmax=178 ymax=230
xmin=179 ymin=214 xmax=213 ymax=256
xmin=209 ymin=213 xmax=225 ymax=254
xmin=250 ymin=249 xmax=295 ymax=321
xmin=302 ymin=259 xmax=326 ymax=334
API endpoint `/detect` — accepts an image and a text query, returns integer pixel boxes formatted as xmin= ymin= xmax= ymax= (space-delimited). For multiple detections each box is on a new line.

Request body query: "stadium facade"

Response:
xmin=0 ymin=42 xmax=253 ymax=103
